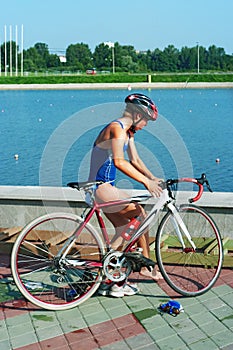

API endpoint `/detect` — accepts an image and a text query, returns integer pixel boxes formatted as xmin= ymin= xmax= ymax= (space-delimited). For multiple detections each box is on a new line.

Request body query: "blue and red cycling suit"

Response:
xmin=88 ymin=120 xmax=129 ymax=185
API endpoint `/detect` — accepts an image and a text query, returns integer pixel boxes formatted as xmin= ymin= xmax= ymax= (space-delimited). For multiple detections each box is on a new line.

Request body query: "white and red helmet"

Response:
xmin=125 ymin=93 xmax=158 ymax=121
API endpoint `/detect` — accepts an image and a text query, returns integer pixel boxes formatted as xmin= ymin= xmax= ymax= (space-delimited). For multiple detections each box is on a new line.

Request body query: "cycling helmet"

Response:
xmin=125 ymin=93 xmax=158 ymax=121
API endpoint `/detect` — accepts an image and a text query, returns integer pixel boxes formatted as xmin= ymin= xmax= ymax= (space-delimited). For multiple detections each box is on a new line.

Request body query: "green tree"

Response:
xmin=24 ymin=47 xmax=45 ymax=69
xmin=66 ymin=43 xmax=92 ymax=71
xmin=207 ymin=45 xmax=226 ymax=70
xmin=0 ymin=41 xmax=18 ymax=71
xmin=93 ymin=43 xmax=111 ymax=70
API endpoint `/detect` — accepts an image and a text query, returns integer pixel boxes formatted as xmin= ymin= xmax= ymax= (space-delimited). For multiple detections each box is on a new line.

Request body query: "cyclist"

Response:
xmin=88 ymin=93 xmax=163 ymax=297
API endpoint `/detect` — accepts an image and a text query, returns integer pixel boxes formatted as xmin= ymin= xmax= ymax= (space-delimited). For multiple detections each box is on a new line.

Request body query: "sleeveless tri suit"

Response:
xmin=88 ymin=120 xmax=129 ymax=185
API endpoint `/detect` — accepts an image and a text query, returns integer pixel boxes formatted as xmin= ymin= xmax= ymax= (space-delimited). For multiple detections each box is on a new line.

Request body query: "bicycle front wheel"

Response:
xmin=156 ymin=204 xmax=223 ymax=297
xmin=11 ymin=213 xmax=105 ymax=310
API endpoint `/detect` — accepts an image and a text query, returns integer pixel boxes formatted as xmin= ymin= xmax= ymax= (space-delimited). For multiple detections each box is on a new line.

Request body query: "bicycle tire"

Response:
xmin=156 ymin=204 xmax=223 ymax=297
xmin=11 ymin=212 xmax=105 ymax=310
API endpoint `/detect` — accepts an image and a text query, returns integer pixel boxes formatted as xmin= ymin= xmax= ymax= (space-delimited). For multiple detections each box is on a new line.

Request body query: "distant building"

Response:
xmin=59 ymin=55 xmax=67 ymax=63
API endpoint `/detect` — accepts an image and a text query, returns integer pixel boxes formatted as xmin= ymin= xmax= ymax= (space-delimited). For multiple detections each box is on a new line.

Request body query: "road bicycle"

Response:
xmin=11 ymin=173 xmax=223 ymax=311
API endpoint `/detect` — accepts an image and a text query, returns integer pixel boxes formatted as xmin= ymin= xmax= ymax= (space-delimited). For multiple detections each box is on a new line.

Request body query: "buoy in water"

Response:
xmin=14 ymin=154 xmax=19 ymax=160
xmin=127 ymin=84 xmax=132 ymax=91
xmin=216 ymin=158 xmax=220 ymax=163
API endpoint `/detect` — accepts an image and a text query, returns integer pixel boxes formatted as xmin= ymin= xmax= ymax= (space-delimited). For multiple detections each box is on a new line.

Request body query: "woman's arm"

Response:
xmin=127 ymin=134 xmax=159 ymax=180
xmin=111 ymin=125 xmax=162 ymax=196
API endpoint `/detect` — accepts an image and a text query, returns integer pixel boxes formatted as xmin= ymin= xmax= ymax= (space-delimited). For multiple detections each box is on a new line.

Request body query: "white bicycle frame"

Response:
xmin=129 ymin=189 xmax=197 ymax=251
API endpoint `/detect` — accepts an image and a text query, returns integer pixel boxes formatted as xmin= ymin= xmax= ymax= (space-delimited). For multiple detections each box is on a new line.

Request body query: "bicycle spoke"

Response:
xmin=11 ymin=214 xmax=104 ymax=310
xmin=156 ymin=205 xmax=223 ymax=296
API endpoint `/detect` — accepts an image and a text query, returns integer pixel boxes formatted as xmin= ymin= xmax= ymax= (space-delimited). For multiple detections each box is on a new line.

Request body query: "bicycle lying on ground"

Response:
xmin=11 ymin=173 xmax=223 ymax=310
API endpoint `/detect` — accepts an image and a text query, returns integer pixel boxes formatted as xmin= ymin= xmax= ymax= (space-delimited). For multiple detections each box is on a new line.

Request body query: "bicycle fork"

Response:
xmin=167 ymin=202 xmax=196 ymax=251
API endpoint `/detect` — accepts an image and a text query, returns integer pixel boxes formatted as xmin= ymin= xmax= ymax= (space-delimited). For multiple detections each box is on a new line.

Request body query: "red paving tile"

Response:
xmin=93 ymin=328 xmax=123 ymax=347
xmin=112 ymin=313 xmax=138 ymax=328
xmin=118 ymin=322 xmax=146 ymax=339
xmin=39 ymin=335 xmax=69 ymax=350
xmin=65 ymin=328 xmax=93 ymax=343
xmin=90 ymin=319 xmax=116 ymax=336
xmin=69 ymin=338 xmax=99 ymax=350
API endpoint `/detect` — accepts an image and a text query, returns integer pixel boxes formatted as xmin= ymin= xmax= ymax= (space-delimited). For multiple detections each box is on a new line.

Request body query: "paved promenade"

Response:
xmin=0 ymin=256 xmax=232 ymax=350
xmin=0 ymin=82 xmax=233 ymax=90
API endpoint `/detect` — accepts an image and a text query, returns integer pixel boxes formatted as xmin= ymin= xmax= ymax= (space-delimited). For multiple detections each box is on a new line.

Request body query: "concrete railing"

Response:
xmin=0 ymin=186 xmax=232 ymax=239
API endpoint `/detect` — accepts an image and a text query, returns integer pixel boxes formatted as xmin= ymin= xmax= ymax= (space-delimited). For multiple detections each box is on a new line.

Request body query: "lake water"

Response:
xmin=0 ymin=88 xmax=232 ymax=192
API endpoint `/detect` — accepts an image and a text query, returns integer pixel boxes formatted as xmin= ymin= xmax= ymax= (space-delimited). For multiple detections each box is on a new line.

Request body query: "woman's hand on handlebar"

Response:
xmin=145 ymin=177 xmax=164 ymax=197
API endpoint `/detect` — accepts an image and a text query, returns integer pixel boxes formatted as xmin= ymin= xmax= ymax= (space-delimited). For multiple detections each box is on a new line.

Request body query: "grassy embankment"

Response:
xmin=0 ymin=73 xmax=233 ymax=84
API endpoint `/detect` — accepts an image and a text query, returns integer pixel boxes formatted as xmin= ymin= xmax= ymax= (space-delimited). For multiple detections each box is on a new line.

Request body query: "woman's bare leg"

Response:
xmin=95 ymin=184 xmax=163 ymax=280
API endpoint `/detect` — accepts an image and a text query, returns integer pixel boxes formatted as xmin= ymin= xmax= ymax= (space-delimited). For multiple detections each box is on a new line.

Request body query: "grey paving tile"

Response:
xmin=35 ymin=323 xmax=64 ymax=342
xmin=83 ymin=310 xmax=111 ymax=327
xmin=220 ymin=292 xmax=233 ymax=307
xmin=201 ymin=320 xmax=228 ymax=336
xmin=124 ymin=294 xmax=145 ymax=307
xmin=10 ymin=331 xmax=38 ymax=349
xmin=125 ymin=332 xmax=155 ymax=349
xmin=98 ymin=296 xmax=126 ymax=310
xmin=100 ymin=339 xmax=130 ymax=349
xmin=58 ymin=315 xmax=87 ymax=333
xmin=140 ymin=313 xmax=168 ymax=330
xmin=5 ymin=313 xmax=32 ymax=327
xmin=148 ymin=324 xmax=176 ymax=341
xmin=212 ymin=285 xmax=233 ymax=297
xmin=170 ymin=317 xmax=197 ymax=334
xmin=196 ymin=289 xmax=217 ymax=302
xmin=189 ymin=338 xmax=219 ymax=350
xmin=210 ymin=304 xmax=233 ymax=320
xmin=137 ymin=343 xmax=160 ymax=350
xmin=155 ymin=334 xmax=187 ymax=350
xmin=0 ymin=339 xmax=12 ymax=350
xmin=211 ymin=329 xmax=233 ymax=348
xmin=128 ymin=299 xmax=154 ymax=312
xmin=178 ymin=296 xmax=198 ymax=307
xmin=105 ymin=304 xmax=131 ymax=319
xmin=30 ymin=311 xmax=58 ymax=330
xmin=7 ymin=321 xmax=35 ymax=338
xmin=179 ymin=327 xmax=208 ymax=345
xmin=79 ymin=300 xmax=106 ymax=316
xmin=221 ymin=344 xmax=233 ymax=350
xmin=201 ymin=296 xmax=226 ymax=310
xmin=164 ymin=311 xmax=191 ymax=328
xmin=190 ymin=310 xmax=219 ymax=326
xmin=0 ymin=322 xmax=8 ymax=341
xmin=221 ymin=314 xmax=233 ymax=330
xmin=184 ymin=301 xmax=208 ymax=316
xmin=55 ymin=306 xmax=84 ymax=323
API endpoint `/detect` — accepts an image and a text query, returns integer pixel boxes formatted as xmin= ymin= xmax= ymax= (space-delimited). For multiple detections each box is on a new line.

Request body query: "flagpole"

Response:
xmin=15 ymin=25 xmax=18 ymax=76
xmin=21 ymin=24 xmax=23 ymax=76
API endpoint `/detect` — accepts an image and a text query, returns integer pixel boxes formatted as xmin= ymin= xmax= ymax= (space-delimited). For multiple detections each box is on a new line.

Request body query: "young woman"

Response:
xmin=88 ymin=93 xmax=163 ymax=297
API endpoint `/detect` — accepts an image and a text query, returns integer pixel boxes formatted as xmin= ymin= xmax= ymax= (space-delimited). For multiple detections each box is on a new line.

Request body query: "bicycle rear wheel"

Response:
xmin=156 ymin=204 xmax=223 ymax=296
xmin=11 ymin=213 xmax=105 ymax=310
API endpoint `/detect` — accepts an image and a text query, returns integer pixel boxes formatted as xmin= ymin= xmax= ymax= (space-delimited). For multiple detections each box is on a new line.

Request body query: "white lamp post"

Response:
xmin=104 ymin=41 xmax=115 ymax=74
xmin=197 ymin=42 xmax=200 ymax=74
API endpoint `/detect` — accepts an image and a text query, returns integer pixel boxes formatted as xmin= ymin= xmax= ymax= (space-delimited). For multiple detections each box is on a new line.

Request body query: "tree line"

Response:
xmin=1 ymin=41 xmax=233 ymax=73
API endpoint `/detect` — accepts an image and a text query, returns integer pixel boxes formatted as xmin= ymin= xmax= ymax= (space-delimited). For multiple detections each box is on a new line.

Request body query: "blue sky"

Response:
xmin=1 ymin=0 xmax=233 ymax=54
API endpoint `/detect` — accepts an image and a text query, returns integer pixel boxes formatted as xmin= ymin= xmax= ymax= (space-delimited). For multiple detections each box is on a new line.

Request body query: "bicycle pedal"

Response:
xmin=123 ymin=252 xmax=155 ymax=272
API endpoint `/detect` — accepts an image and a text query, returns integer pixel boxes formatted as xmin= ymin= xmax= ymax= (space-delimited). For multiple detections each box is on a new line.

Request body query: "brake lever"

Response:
xmin=205 ymin=179 xmax=213 ymax=193
xmin=196 ymin=173 xmax=213 ymax=193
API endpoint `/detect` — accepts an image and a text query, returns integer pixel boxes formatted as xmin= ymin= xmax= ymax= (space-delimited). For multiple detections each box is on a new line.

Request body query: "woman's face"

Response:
xmin=134 ymin=115 xmax=148 ymax=131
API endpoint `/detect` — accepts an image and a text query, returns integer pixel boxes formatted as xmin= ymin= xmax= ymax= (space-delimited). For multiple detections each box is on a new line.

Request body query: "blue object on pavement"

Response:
xmin=158 ymin=300 xmax=184 ymax=316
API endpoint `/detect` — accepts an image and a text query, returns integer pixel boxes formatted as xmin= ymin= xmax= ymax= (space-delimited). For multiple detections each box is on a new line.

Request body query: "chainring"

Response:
xmin=103 ymin=251 xmax=131 ymax=282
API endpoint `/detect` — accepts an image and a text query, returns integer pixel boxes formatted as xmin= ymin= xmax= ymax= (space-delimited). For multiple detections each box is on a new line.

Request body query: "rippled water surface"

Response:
xmin=0 ymin=88 xmax=232 ymax=192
